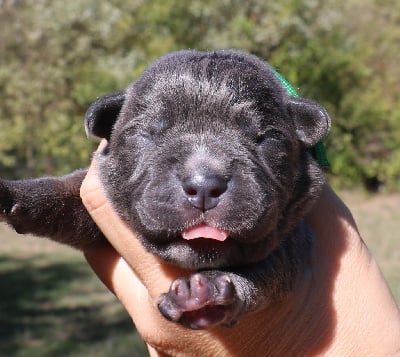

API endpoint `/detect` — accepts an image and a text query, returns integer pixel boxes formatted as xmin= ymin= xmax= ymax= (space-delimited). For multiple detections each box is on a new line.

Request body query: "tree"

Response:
xmin=1 ymin=0 xmax=399 ymax=189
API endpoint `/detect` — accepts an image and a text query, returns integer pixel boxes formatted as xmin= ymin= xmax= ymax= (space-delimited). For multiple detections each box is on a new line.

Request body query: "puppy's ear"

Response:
xmin=287 ymin=97 xmax=331 ymax=147
xmin=84 ymin=91 xmax=126 ymax=140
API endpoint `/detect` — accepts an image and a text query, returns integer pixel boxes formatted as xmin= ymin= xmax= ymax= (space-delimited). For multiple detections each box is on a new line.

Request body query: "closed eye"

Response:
xmin=256 ymin=128 xmax=285 ymax=144
xmin=267 ymin=129 xmax=285 ymax=140
xmin=131 ymin=118 xmax=169 ymax=142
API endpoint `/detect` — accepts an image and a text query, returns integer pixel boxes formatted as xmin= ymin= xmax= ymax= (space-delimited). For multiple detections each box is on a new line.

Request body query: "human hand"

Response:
xmin=81 ymin=142 xmax=400 ymax=356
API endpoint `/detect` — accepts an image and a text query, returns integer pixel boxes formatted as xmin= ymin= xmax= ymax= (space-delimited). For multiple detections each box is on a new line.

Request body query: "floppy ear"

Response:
xmin=286 ymin=97 xmax=331 ymax=147
xmin=84 ymin=91 xmax=126 ymax=140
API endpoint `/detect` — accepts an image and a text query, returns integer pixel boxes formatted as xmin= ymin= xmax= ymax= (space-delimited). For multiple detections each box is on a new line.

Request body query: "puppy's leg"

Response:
xmin=157 ymin=226 xmax=312 ymax=329
xmin=0 ymin=169 xmax=105 ymax=250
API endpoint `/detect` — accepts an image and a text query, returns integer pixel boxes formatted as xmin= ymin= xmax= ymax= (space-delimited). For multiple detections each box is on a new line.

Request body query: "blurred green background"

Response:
xmin=1 ymin=0 xmax=400 ymax=189
xmin=0 ymin=0 xmax=399 ymax=356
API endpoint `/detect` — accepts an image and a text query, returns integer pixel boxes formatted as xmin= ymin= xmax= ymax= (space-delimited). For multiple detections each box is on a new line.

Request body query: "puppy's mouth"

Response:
xmin=181 ymin=223 xmax=229 ymax=242
xmin=176 ymin=223 xmax=234 ymax=268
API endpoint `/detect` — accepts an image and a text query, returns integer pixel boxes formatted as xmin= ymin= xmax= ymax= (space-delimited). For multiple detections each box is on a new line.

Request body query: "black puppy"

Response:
xmin=0 ymin=50 xmax=330 ymax=329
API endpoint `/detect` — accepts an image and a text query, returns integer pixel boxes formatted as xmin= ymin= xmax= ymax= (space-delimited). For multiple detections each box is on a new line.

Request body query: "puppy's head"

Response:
xmin=85 ymin=50 xmax=330 ymax=269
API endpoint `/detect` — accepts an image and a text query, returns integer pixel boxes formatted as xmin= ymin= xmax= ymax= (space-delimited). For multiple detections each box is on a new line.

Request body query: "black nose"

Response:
xmin=182 ymin=172 xmax=228 ymax=211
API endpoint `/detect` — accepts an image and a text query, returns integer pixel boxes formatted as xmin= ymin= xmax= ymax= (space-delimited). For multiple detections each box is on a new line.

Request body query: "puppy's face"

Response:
xmin=85 ymin=50 xmax=330 ymax=269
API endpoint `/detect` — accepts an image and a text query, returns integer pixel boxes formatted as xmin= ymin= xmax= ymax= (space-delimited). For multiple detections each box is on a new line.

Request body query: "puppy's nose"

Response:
xmin=182 ymin=173 xmax=228 ymax=211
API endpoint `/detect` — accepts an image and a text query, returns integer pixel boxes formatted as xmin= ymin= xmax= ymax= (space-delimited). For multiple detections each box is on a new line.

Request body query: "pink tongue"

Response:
xmin=182 ymin=224 xmax=229 ymax=241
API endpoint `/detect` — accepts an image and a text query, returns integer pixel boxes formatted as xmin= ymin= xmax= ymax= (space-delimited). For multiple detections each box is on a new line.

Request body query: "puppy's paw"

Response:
xmin=0 ymin=181 xmax=13 ymax=218
xmin=156 ymin=273 xmax=237 ymax=329
xmin=0 ymin=180 xmax=26 ymax=232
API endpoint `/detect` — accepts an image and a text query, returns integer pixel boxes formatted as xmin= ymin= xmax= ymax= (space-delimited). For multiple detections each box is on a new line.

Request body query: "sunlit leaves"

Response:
xmin=0 ymin=0 xmax=399 ymax=189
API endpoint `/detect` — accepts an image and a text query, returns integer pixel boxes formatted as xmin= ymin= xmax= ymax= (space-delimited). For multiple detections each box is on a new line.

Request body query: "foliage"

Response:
xmin=0 ymin=0 xmax=399 ymax=189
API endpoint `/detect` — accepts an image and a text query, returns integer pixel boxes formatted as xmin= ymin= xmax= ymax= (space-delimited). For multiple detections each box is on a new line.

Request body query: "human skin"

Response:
xmin=81 ymin=142 xmax=400 ymax=356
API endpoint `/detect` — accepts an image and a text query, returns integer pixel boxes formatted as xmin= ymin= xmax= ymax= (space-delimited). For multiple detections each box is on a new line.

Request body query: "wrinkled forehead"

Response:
xmin=143 ymin=54 xmax=284 ymax=102
xmin=123 ymin=57 xmax=288 ymax=130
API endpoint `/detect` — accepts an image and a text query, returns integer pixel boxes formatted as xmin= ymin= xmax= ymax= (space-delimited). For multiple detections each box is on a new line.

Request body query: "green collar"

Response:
xmin=272 ymin=69 xmax=329 ymax=168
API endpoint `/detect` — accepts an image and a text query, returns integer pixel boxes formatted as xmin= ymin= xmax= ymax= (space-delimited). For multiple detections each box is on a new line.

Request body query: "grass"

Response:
xmin=0 ymin=190 xmax=399 ymax=356
xmin=0 ymin=227 xmax=148 ymax=357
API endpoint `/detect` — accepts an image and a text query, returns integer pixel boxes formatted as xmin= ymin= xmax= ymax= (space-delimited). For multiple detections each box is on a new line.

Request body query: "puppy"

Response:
xmin=0 ymin=49 xmax=330 ymax=329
